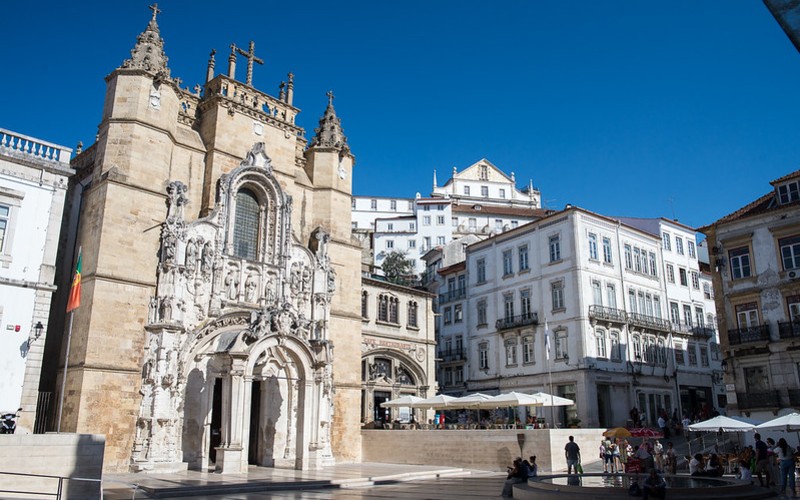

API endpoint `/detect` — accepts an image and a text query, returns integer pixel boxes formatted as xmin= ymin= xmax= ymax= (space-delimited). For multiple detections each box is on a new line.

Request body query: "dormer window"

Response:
xmin=778 ymin=180 xmax=800 ymax=205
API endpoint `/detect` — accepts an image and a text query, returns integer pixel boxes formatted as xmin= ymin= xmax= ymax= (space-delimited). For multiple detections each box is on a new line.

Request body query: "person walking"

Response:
xmin=754 ymin=433 xmax=772 ymax=488
xmin=653 ymin=440 xmax=664 ymax=473
xmin=774 ymin=438 xmax=797 ymax=497
xmin=665 ymin=441 xmax=677 ymax=475
xmin=565 ymin=436 xmax=581 ymax=475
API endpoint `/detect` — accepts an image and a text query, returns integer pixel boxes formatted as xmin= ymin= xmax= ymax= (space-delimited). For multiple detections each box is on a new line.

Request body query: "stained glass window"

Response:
xmin=233 ymin=189 xmax=259 ymax=260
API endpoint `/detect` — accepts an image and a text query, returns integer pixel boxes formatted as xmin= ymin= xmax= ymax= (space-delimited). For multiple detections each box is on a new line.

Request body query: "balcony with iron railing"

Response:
xmin=728 ymin=324 xmax=770 ymax=346
xmin=438 ymin=349 xmax=467 ymax=363
xmin=672 ymin=321 xmax=716 ymax=339
xmin=778 ymin=321 xmax=800 ymax=340
xmin=736 ymin=390 xmax=781 ymax=410
xmin=438 ymin=289 xmax=466 ymax=305
xmin=496 ymin=312 xmax=539 ymax=331
xmin=588 ymin=305 xmax=628 ymax=323
xmin=628 ymin=312 xmax=672 ymax=333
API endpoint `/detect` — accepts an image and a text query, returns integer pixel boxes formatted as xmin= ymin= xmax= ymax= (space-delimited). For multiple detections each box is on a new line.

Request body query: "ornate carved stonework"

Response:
xmin=132 ymin=143 xmax=336 ymax=472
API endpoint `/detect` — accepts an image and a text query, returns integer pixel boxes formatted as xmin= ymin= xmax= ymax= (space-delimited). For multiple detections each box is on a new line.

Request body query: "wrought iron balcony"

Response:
xmin=628 ymin=312 xmax=672 ymax=333
xmin=728 ymin=324 xmax=770 ymax=346
xmin=778 ymin=321 xmax=800 ymax=340
xmin=437 ymin=349 xmax=467 ymax=363
xmin=588 ymin=305 xmax=628 ymax=323
xmin=438 ymin=289 xmax=466 ymax=305
xmin=736 ymin=390 xmax=780 ymax=410
xmin=496 ymin=312 xmax=539 ymax=331
xmin=691 ymin=326 xmax=716 ymax=339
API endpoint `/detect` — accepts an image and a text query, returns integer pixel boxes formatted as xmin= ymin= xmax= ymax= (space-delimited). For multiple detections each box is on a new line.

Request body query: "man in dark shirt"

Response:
xmin=565 ymin=435 xmax=581 ymax=474
xmin=754 ymin=433 xmax=772 ymax=487
xmin=642 ymin=469 xmax=666 ymax=499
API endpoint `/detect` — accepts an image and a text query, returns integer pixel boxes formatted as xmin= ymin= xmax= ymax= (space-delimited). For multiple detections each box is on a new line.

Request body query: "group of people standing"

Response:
xmin=597 ymin=435 xmax=677 ymax=475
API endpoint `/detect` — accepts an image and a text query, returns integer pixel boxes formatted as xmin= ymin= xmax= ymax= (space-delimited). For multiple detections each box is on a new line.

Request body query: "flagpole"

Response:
xmin=57 ymin=311 xmax=74 ymax=433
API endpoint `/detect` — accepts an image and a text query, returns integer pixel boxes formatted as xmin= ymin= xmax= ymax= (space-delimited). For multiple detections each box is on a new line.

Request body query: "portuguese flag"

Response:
xmin=66 ymin=249 xmax=82 ymax=313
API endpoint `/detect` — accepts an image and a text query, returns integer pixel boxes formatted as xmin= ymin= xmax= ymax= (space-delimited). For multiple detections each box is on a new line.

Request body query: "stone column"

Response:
xmin=216 ymin=356 xmax=247 ymax=473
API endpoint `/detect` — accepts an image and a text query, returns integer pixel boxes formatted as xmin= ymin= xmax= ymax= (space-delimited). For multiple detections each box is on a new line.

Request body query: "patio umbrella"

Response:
xmin=755 ymin=413 xmax=800 ymax=432
xmin=477 ymin=391 xmax=542 ymax=409
xmin=604 ymin=427 xmax=632 ymax=439
xmin=410 ymin=394 xmax=459 ymax=409
xmin=688 ymin=415 xmax=756 ymax=432
xmin=451 ymin=393 xmax=493 ymax=407
xmin=530 ymin=392 xmax=574 ymax=407
xmin=379 ymin=395 xmax=425 ymax=408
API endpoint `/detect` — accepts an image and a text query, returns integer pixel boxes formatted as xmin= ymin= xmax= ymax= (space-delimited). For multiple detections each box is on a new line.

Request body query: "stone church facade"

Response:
xmin=47 ymin=8 xmax=363 ymax=473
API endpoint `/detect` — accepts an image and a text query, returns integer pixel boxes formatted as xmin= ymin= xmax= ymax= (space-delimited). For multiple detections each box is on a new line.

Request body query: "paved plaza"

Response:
xmin=101 ymin=463 xmax=503 ymax=499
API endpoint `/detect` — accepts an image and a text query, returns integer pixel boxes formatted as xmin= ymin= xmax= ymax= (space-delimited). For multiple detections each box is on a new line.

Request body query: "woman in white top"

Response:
xmin=774 ymin=438 xmax=796 ymax=496
xmin=689 ymin=454 xmax=703 ymax=476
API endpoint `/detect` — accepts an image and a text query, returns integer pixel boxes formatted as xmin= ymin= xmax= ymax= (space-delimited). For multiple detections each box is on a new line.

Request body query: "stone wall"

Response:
xmin=362 ymin=428 xmax=602 ymax=473
xmin=0 ymin=433 xmax=104 ymax=499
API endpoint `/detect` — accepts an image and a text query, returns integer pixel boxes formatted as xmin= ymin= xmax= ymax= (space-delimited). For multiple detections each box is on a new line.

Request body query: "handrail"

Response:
xmin=0 ymin=470 xmax=115 ymax=500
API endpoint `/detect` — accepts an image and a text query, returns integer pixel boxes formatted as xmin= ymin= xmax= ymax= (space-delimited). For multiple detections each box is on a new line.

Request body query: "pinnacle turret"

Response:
xmin=310 ymin=91 xmax=348 ymax=150
xmin=120 ymin=4 xmax=170 ymax=78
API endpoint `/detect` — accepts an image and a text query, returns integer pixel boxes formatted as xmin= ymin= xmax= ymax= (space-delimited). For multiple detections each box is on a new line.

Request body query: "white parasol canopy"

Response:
xmin=410 ymin=394 xmax=460 ymax=409
xmin=379 ymin=395 xmax=425 ymax=408
xmin=688 ymin=415 xmax=757 ymax=432
xmin=450 ymin=393 xmax=494 ymax=408
xmin=755 ymin=412 xmax=800 ymax=432
xmin=530 ymin=391 xmax=574 ymax=407
xmin=477 ymin=391 xmax=542 ymax=409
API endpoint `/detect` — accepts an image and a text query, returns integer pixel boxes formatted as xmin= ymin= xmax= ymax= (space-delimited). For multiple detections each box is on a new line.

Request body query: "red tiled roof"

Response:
xmin=451 ymin=205 xmax=552 ymax=218
xmin=770 ymin=169 xmax=800 ymax=186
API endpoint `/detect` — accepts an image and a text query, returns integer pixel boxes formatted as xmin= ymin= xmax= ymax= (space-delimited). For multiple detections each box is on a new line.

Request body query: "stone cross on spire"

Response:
xmin=149 ymin=3 xmax=161 ymax=22
xmin=235 ymin=41 xmax=264 ymax=86
xmin=326 ymin=90 xmax=334 ymax=106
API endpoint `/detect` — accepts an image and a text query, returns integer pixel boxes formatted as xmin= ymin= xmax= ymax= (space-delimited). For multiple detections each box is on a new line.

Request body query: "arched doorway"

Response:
xmin=361 ymin=350 xmax=427 ymax=426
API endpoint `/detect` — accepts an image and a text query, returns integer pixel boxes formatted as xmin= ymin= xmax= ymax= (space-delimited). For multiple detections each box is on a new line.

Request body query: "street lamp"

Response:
xmin=28 ymin=321 xmax=44 ymax=347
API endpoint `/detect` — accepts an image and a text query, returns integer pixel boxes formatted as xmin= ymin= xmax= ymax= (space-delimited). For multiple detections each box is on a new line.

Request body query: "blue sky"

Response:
xmin=3 ymin=2 xmax=799 ymax=230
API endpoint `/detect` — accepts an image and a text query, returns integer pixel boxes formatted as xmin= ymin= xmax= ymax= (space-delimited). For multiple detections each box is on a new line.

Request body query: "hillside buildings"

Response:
xmin=427 ymin=207 xmax=722 ymax=428
xmin=353 ymin=160 xmax=547 ymax=275
xmin=0 ymin=129 xmax=72 ymax=433
xmin=701 ymin=170 xmax=800 ymax=420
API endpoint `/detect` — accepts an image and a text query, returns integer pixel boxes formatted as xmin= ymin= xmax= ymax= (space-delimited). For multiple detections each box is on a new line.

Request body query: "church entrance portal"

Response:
xmin=210 ymin=378 xmax=222 ymax=464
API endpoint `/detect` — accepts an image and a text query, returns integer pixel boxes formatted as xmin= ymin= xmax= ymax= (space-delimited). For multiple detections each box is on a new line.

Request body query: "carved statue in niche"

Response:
xmin=148 ymin=296 xmax=158 ymax=323
xmin=395 ymin=366 xmax=412 ymax=385
xmin=264 ymin=273 xmax=276 ymax=303
xmin=244 ymin=272 xmax=258 ymax=302
xmin=201 ymin=241 xmax=213 ymax=276
xmin=185 ymin=239 xmax=198 ymax=273
xmin=327 ymin=268 xmax=336 ymax=295
xmin=295 ymin=312 xmax=311 ymax=339
xmin=162 ymin=232 xmax=177 ymax=264
xmin=225 ymin=269 xmax=240 ymax=300
xmin=159 ymin=297 xmax=173 ymax=322
xmin=290 ymin=263 xmax=302 ymax=297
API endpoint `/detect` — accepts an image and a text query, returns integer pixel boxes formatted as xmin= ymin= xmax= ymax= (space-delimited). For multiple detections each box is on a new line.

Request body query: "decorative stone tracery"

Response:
xmin=132 ymin=143 xmax=336 ymax=473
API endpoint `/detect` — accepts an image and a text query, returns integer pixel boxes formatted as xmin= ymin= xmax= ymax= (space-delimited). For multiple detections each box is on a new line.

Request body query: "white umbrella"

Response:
xmin=530 ymin=391 xmax=574 ymax=407
xmin=688 ymin=415 xmax=756 ymax=432
xmin=411 ymin=394 xmax=459 ymax=409
xmin=478 ymin=391 xmax=542 ymax=409
xmin=451 ymin=393 xmax=493 ymax=408
xmin=379 ymin=395 xmax=424 ymax=408
xmin=755 ymin=413 xmax=800 ymax=432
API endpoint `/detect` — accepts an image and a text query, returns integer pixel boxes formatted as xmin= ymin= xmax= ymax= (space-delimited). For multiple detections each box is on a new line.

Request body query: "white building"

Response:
xmin=431 ymin=206 xmax=721 ymax=428
xmin=618 ymin=217 xmax=724 ymax=416
xmin=357 ymin=160 xmax=548 ymax=276
xmin=0 ymin=129 xmax=72 ymax=433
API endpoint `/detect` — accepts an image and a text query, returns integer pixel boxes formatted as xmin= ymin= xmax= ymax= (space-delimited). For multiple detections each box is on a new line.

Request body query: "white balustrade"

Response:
xmin=0 ymin=128 xmax=72 ymax=164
